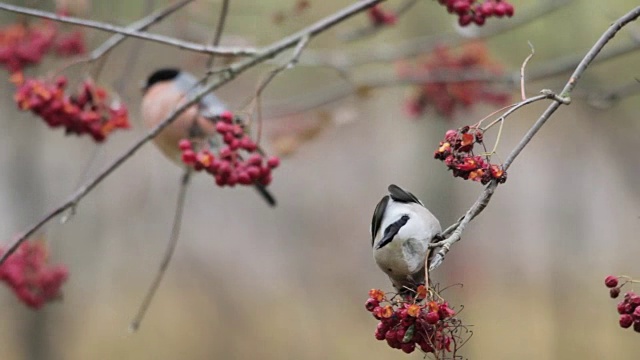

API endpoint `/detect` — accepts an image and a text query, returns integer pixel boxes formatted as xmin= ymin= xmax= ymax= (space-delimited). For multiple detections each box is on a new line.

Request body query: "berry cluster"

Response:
xmin=0 ymin=21 xmax=86 ymax=73
xmin=13 ymin=74 xmax=130 ymax=142
xmin=0 ymin=240 xmax=68 ymax=309
xmin=605 ymin=275 xmax=640 ymax=332
xmin=437 ymin=0 xmax=514 ymax=27
xmin=368 ymin=5 xmax=397 ymax=26
xmin=53 ymin=30 xmax=86 ymax=57
xmin=434 ymin=127 xmax=507 ymax=184
xmin=178 ymin=111 xmax=280 ymax=187
xmin=366 ymin=287 xmax=465 ymax=355
xmin=401 ymin=44 xmax=510 ymax=119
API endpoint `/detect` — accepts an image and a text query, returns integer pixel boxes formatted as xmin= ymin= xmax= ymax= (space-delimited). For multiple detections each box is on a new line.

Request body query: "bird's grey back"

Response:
xmin=174 ymin=71 xmax=227 ymax=117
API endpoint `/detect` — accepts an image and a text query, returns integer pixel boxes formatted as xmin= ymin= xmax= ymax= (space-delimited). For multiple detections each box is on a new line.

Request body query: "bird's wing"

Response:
xmin=388 ymin=184 xmax=423 ymax=206
xmin=376 ymin=215 xmax=410 ymax=250
xmin=371 ymin=195 xmax=389 ymax=246
xmin=174 ymin=71 xmax=227 ymax=117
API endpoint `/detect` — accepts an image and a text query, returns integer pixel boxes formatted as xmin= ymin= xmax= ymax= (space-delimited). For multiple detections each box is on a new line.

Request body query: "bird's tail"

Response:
xmin=254 ymin=183 xmax=276 ymax=207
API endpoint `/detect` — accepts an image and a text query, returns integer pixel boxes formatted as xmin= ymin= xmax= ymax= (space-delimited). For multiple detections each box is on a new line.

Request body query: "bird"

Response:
xmin=141 ymin=68 xmax=276 ymax=206
xmin=371 ymin=184 xmax=442 ymax=294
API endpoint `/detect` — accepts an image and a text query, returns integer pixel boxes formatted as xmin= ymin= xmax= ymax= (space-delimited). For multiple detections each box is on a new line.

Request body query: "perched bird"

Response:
xmin=141 ymin=68 xmax=276 ymax=206
xmin=371 ymin=184 xmax=441 ymax=293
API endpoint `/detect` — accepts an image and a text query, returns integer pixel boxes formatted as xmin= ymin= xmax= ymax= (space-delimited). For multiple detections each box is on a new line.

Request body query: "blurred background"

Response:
xmin=0 ymin=0 xmax=639 ymax=359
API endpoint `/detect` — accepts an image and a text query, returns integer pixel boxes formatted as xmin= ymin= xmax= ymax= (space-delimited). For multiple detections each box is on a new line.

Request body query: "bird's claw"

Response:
xmin=428 ymin=243 xmax=450 ymax=271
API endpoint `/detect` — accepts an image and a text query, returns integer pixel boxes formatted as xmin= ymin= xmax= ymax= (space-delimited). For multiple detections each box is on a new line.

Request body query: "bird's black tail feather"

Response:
xmin=254 ymin=183 xmax=276 ymax=207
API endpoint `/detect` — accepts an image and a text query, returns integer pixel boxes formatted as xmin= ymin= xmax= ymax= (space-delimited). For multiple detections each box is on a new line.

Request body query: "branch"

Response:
xmin=0 ymin=2 xmax=255 ymax=57
xmin=300 ymin=0 xmax=574 ymax=69
xmin=205 ymin=0 xmax=231 ymax=69
xmin=264 ymin=37 xmax=640 ymax=118
xmin=91 ymin=0 xmax=192 ymax=62
xmin=338 ymin=0 xmax=419 ymax=42
xmin=428 ymin=5 xmax=640 ymax=270
xmin=0 ymin=0 xmax=386 ymax=265
xmin=129 ymin=170 xmax=191 ymax=333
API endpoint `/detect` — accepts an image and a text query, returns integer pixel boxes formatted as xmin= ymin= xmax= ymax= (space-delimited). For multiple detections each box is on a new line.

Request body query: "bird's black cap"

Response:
xmin=143 ymin=68 xmax=180 ymax=93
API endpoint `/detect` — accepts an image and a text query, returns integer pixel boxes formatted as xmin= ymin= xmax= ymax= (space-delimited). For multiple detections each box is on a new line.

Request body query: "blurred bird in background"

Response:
xmin=141 ymin=67 xmax=276 ymax=206
xmin=371 ymin=184 xmax=442 ymax=293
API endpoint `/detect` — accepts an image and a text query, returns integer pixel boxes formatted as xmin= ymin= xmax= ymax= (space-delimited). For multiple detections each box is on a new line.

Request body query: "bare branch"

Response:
xmin=0 ymin=2 xmax=255 ymax=57
xmin=265 ymin=37 xmax=639 ymax=118
xmin=300 ymin=0 xmax=574 ymax=69
xmin=338 ymin=0 xmax=418 ymax=42
xmin=429 ymin=5 xmax=640 ymax=270
xmin=129 ymin=170 xmax=191 ymax=333
xmin=0 ymin=0 xmax=386 ymax=265
xmin=205 ymin=0 xmax=231 ymax=69
xmin=91 ymin=0 xmax=189 ymax=62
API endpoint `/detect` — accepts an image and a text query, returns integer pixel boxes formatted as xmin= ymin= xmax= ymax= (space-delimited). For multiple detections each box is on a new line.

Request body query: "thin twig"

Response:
xmin=301 ymin=0 xmax=574 ymax=69
xmin=205 ymin=0 xmax=230 ymax=69
xmin=520 ymin=42 xmax=535 ymax=100
xmin=265 ymin=37 xmax=640 ymax=118
xmin=338 ymin=0 xmax=418 ymax=42
xmin=0 ymin=2 xmax=255 ymax=57
xmin=0 ymin=0 xmax=386 ymax=265
xmin=250 ymin=35 xmax=310 ymax=144
xmin=129 ymin=170 xmax=191 ymax=333
xmin=113 ymin=0 xmax=158 ymax=93
xmin=428 ymin=5 xmax=640 ymax=271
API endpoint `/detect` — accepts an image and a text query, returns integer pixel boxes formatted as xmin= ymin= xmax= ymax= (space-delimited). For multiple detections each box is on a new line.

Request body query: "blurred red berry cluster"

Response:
xmin=0 ymin=240 xmax=68 ymax=309
xmin=437 ymin=0 xmax=514 ymax=26
xmin=368 ymin=5 xmax=397 ymax=26
xmin=401 ymin=44 xmax=510 ymax=119
xmin=605 ymin=275 xmax=640 ymax=332
xmin=13 ymin=74 xmax=130 ymax=142
xmin=366 ymin=287 xmax=467 ymax=356
xmin=434 ymin=127 xmax=506 ymax=184
xmin=179 ymin=111 xmax=280 ymax=187
xmin=0 ymin=21 xmax=86 ymax=73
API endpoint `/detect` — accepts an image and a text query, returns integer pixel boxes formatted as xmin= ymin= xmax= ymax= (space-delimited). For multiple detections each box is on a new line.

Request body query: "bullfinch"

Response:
xmin=371 ymin=184 xmax=442 ymax=293
xmin=141 ymin=68 xmax=276 ymax=206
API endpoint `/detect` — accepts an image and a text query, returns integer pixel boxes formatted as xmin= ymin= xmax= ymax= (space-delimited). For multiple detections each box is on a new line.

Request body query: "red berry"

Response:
xmin=215 ymin=122 xmax=230 ymax=134
xmin=181 ymin=149 xmax=196 ymax=164
xmin=267 ymin=156 xmax=280 ymax=168
xmin=374 ymin=330 xmax=386 ymax=340
xmin=503 ymin=3 xmax=514 ymax=16
xmin=458 ymin=14 xmax=472 ymax=26
xmin=635 ymin=321 xmax=640 ymax=333
xmin=425 ymin=311 xmax=439 ymax=324
xmin=219 ymin=110 xmax=233 ymax=123
xmin=618 ymin=301 xmax=628 ymax=314
xmin=633 ymin=307 xmax=640 ymax=319
xmin=620 ymin=314 xmax=633 ymax=328
xmin=237 ymin=171 xmax=252 ymax=185
xmin=605 ymin=275 xmax=618 ymax=288
xmin=178 ymin=139 xmax=192 ymax=151
xmin=401 ymin=342 xmax=415 ymax=354
xmin=240 ymin=136 xmax=257 ymax=151
xmin=365 ymin=298 xmax=379 ymax=312
xmin=248 ymin=153 xmax=262 ymax=166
